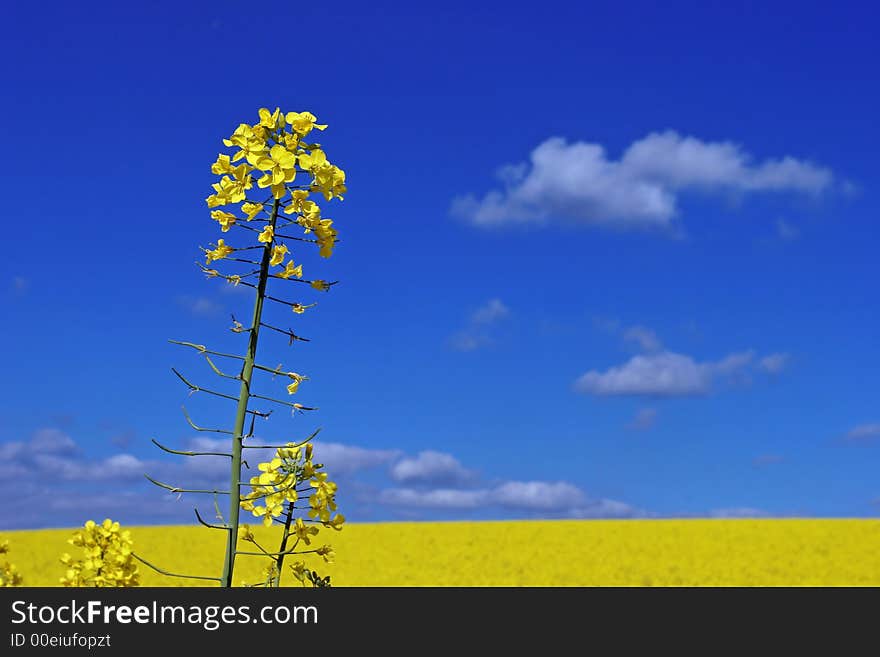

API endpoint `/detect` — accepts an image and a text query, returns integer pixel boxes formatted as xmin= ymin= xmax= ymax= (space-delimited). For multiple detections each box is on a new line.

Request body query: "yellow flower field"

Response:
xmin=3 ymin=519 xmax=879 ymax=586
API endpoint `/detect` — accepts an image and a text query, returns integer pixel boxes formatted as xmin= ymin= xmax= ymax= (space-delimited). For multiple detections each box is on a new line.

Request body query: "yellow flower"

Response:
xmin=284 ymin=190 xmax=311 ymax=215
xmin=211 ymin=153 xmax=235 ymax=175
xmin=291 ymin=302 xmax=316 ymax=314
xmin=223 ymin=123 xmax=268 ymax=163
xmin=276 ymin=261 xmax=303 ymax=279
xmin=326 ymin=514 xmax=346 ymax=531
xmin=298 ymin=148 xmax=327 ymax=172
xmin=206 ymin=239 xmax=234 ymax=263
xmin=258 ymin=107 xmax=285 ymax=131
xmin=237 ymin=525 xmax=255 ymax=542
xmin=310 ymin=279 xmax=330 ymax=291
xmin=257 ymin=225 xmax=275 ymax=243
xmin=312 ymin=164 xmax=347 ymax=201
xmin=241 ymin=202 xmax=263 ymax=221
xmin=286 ymin=372 xmax=305 ymax=395
xmin=270 ymin=244 xmax=288 ymax=266
xmin=210 ymin=210 xmax=237 ymax=232
xmin=293 ymin=518 xmax=319 ymax=545
xmin=252 ymin=144 xmax=298 ymax=186
xmin=316 ymin=545 xmax=335 ymax=563
xmin=286 ymin=111 xmax=327 ymax=136
xmin=207 ymin=164 xmax=253 ymax=206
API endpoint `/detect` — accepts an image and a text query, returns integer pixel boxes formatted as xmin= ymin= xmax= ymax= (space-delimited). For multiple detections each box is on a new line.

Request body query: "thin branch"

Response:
xmin=258 ymin=322 xmax=310 ymax=344
xmin=194 ymin=508 xmax=230 ymax=531
xmin=273 ymin=231 xmax=320 ymax=244
xmin=226 ymin=257 xmax=262 ymax=265
xmin=249 ymin=392 xmax=316 ymax=410
xmin=169 ymin=340 xmax=245 ymax=362
xmin=241 ymin=428 xmax=321 ymax=449
xmin=203 ymin=355 xmax=242 ymax=381
xmin=171 ymin=368 xmax=239 ymax=402
xmin=144 ymin=474 xmax=230 ymax=495
xmin=181 ymin=406 xmax=233 ymax=434
xmin=132 ymin=553 xmax=222 ymax=583
xmin=151 ymin=437 xmax=232 ymax=458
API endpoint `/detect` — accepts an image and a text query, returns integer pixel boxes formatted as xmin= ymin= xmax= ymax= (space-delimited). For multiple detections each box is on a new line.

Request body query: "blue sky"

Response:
xmin=1 ymin=1 xmax=877 ymax=528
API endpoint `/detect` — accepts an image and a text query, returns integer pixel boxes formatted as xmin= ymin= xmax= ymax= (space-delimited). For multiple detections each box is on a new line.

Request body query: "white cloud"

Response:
xmin=493 ymin=480 xmax=586 ymax=511
xmin=390 ymin=451 xmax=476 ymax=486
xmin=448 ymin=333 xmax=488 ymax=352
xmin=758 ymin=353 xmax=789 ymax=374
xmin=31 ymin=428 xmax=78 ymax=453
xmin=471 ymin=298 xmax=510 ymax=325
xmin=843 ymin=424 xmax=880 ymax=444
xmin=449 ymin=298 xmax=510 ymax=352
xmin=452 ymin=131 xmax=834 ymax=230
xmin=379 ymin=487 xmax=487 ymax=509
xmin=574 ymin=349 xmax=762 ymax=398
xmin=314 ymin=441 xmax=401 ymax=475
xmin=623 ymin=326 xmax=662 ymax=353
xmin=627 ymin=408 xmax=657 ymax=431
xmin=569 ymin=499 xmax=643 ymax=518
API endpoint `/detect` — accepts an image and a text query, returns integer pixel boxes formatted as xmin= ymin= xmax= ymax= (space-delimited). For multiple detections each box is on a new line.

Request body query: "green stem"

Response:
xmin=220 ymin=197 xmax=280 ymax=587
xmin=273 ymin=503 xmax=295 ymax=587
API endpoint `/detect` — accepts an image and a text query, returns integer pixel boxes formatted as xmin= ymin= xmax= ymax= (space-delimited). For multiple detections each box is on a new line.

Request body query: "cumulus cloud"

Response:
xmin=471 ymin=298 xmax=510 ymax=324
xmin=493 ymin=480 xmax=586 ymax=511
xmin=758 ymin=353 xmax=790 ymax=374
xmin=452 ymin=131 xmax=834 ymax=230
xmin=449 ymin=298 xmax=511 ymax=352
xmin=379 ymin=479 xmax=641 ymax=518
xmin=574 ymin=350 xmax=749 ymax=397
xmin=842 ymin=424 xmax=880 ymax=444
xmin=623 ymin=326 xmax=663 ymax=353
xmin=378 ymin=487 xmax=487 ymax=510
xmin=314 ymin=442 xmax=401 ymax=475
xmin=572 ymin=346 xmax=788 ymax=398
xmin=390 ymin=451 xmax=476 ymax=486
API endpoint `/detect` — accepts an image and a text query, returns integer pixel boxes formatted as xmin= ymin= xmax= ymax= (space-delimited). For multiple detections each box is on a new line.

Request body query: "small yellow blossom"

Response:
xmin=310 ymin=279 xmax=330 ymax=291
xmin=257 ymin=225 xmax=275 ymax=243
xmin=211 ymin=153 xmax=235 ymax=175
xmin=251 ymin=144 xmax=298 ymax=187
xmin=258 ymin=107 xmax=285 ymax=131
xmin=286 ymin=372 xmax=306 ymax=395
xmin=210 ymin=210 xmax=237 ymax=232
xmin=270 ymin=244 xmax=288 ymax=266
xmin=205 ymin=239 xmax=234 ymax=263
xmin=241 ymin=202 xmax=263 ymax=221
xmin=298 ymin=148 xmax=327 ymax=172
xmin=293 ymin=518 xmax=319 ymax=545
xmin=291 ymin=302 xmax=316 ymax=314
xmin=286 ymin=111 xmax=327 ymax=136
xmin=276 ymin=261 xmax=303 ymax=279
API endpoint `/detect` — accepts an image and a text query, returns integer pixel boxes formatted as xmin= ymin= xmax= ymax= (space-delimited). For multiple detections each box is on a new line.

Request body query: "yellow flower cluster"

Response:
xmin=240 ymin=442 xmax=343 ymax=531
xmin=0 ymin=539 xmax=23 ymax=587
xmin=59 ymin=519 xmax=139 ymax=587
xmin=237 ymin=439 xmax=345 ymax=587
xmin=205 ymin=107 xmax=345 ymax=267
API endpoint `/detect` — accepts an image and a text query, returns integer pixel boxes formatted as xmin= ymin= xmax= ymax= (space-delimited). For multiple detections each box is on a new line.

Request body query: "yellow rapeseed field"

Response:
xmin=3 ymin=519 xmax=879 ymax=586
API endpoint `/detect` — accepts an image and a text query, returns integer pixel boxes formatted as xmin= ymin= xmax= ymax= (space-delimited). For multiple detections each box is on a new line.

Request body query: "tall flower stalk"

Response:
xmin=137 ymin=107 xmax=347 ymax=587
